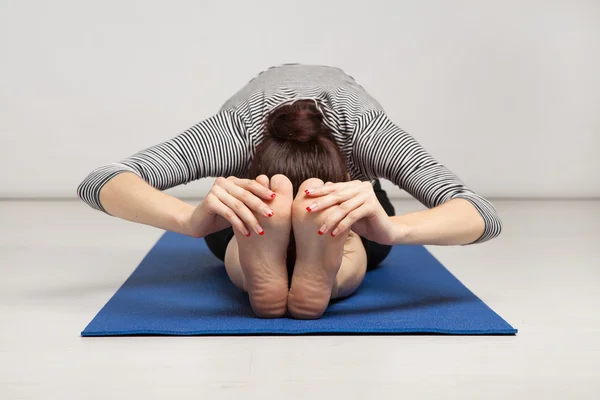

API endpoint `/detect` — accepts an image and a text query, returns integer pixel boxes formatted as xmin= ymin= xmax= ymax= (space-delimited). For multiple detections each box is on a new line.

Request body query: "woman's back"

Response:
xmin=220 ymin=63 xmax=384 ymax=125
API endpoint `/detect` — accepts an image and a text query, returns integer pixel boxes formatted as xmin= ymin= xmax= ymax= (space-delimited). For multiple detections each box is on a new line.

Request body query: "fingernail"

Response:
xmin=265 ymin=209 xmax=274 ymax=217
xmin=306 ymin=203 xmax=317 ymax=212
xmin=255 ymin=224 xmax=264 ymax=235
xmin=270 ymin=192 xmax=276 ymax=198
xmin=245 ymin=230 xmax=251 ymax=237
xmin=318 ymin=224 xmax=327 ymax=235
xmin=304 ymin=189 xmax=312 ymax=195
xmin=331 ymin=228 xmax=339 ymax=237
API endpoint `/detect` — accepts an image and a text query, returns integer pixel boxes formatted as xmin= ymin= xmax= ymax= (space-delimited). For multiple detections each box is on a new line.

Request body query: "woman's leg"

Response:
xmin=287 ymin=178 xmax=369 ymax=319
xmin=222 ymin=174 xmax=294 ymax=318
xmin=331 ymin=232 xmax=368 ymax=299
xmin=223 ymin=237 xmax=245 ymax=290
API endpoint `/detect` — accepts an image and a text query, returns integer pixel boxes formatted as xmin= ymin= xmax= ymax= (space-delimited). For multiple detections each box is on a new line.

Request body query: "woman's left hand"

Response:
xmin=304 ymin=180 xmax=397 ymax=245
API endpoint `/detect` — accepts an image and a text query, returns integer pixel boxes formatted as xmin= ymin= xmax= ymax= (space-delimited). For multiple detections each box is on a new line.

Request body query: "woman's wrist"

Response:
xmin=175 ymin=202 xmax=198 ymax=237
xmin=388 ymin=215 xmax=413 ymax=245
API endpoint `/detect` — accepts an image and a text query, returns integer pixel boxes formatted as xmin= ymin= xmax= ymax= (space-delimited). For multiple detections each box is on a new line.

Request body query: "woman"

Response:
xmin=77 ymin=63 xmax=501 ymax=319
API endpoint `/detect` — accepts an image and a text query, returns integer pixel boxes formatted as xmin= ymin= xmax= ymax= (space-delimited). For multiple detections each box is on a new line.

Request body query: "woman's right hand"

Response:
xmin=185 ymin=175 xmax=276 ymax=238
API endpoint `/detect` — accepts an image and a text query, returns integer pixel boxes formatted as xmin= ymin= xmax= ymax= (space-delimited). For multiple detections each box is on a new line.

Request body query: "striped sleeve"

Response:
xmin=77 ymin=110 xmax=250 ymax=213
xmin=352 ymin=111 xmax=502 ymax=243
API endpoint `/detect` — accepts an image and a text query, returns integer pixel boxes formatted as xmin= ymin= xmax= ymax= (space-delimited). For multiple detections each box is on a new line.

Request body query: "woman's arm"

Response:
xmin=98 ymin=172 xmax=276 ymax=239
xmin=352 ymin=111 xmax=502 ymax=245
xmin=390 ymin=198 xmax=486 ymax=245
xmin=76 ymin=111 xmax=250 ymax=235
xmin=97 ymin=172 xmax=196 ymax=236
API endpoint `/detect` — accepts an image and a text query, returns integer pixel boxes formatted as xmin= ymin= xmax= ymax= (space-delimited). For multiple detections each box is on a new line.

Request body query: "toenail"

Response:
xmin=306 ymin=203 xmax=317 ymax=212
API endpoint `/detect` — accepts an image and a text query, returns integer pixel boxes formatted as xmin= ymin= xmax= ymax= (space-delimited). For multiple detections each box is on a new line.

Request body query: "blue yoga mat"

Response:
xmin=82 ymin=232 xmax=517 ymax=336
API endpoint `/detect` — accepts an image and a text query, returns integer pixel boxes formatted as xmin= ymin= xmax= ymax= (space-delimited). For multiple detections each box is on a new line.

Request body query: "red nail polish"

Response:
xmin=245 ymin=232 xmax=251 ymax=237
xmin=259 ymin=230 xmax=265 ymax=236
xmin=318 ymin=230 xmax=324 ymax=235
xmin=306 ymin=206 xmax=312 ymax=212
xmin=267 ymin=211 xmax=274 ymax=217
xmin=270 ymin=193 xmax=276 ymax=198
xmin=304 ymin=189 xmax=310 ymax=194
xmin=330 ymin=232 xmax=335 ymax=237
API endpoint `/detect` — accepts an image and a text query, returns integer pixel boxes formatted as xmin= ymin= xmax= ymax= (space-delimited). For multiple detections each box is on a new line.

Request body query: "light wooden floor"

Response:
xmin=1 ymin=200 xmax=599 ymax=399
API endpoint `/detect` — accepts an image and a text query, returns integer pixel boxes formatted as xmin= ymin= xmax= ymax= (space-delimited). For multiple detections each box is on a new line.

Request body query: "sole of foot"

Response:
xmin=288 ymin=178 xmax=349 ymax=319
xmin=232 ymin=174 xmax=294 ymax=318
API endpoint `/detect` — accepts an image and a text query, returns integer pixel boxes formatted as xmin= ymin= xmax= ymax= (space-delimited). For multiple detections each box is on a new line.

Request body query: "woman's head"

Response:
xmin=248 ymin=99 xmax=349 ymax=195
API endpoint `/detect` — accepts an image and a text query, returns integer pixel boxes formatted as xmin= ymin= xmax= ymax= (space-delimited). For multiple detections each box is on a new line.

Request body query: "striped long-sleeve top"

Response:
xmin=77 ymin=64 xmax=501 ymax=243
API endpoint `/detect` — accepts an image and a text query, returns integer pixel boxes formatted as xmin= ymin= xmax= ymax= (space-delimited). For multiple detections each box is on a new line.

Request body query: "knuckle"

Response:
xmin=239 ymin=191 xmax=250 ymax=202
xmin=205 ymin=195 xmax=216 ymax=208
xmin=224 ymin=210 xmax=235 ymax=220
xmin=215 ymin=177 xmax=227 ymax=185
xmin=232 ymin=200 xmax=244 ymax=211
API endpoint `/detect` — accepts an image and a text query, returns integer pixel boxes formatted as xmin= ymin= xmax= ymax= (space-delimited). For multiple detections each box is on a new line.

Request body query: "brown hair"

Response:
xmin=247 ymin=99 xmax=352 ymax=281
xmin=248 ymin=99 xmax=348 ymax=196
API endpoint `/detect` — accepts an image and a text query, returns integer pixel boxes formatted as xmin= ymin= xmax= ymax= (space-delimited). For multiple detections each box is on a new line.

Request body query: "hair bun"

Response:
xmin=266 ymin=100 xmax=329 ymax=143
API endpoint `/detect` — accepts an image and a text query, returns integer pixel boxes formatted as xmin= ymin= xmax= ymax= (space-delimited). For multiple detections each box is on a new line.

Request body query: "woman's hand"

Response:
xmin=304 ymin=180 xmax=396 ymax=245
xmin=185 ymin=175 xmax=275 ymax=238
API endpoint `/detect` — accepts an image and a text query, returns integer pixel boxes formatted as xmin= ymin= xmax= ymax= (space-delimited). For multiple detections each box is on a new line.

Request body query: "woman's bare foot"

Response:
xmin=287 ymin=178 xmax=350 ymax=319
xmin=230 ymin=174 xmax=293 ymax=318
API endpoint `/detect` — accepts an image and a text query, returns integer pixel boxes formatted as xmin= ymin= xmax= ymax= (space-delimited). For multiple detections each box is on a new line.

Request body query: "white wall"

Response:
xmin=1 ymin=0 xmax=598 ymax=200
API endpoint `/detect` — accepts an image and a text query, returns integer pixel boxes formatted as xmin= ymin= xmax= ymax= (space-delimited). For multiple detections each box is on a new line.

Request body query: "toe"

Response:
xmin=270 ymin=174 xmax=293 ymax=198
xmin=256 ymin=174 xmax=270 ymax=188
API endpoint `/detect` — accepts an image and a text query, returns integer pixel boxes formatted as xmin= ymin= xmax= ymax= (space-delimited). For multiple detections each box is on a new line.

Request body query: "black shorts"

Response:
xmin=205 ymin=179 xmax=395 ymax=271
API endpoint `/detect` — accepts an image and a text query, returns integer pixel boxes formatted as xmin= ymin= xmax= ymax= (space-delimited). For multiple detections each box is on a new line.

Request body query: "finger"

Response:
xmin=304 ymin=182 xmax=338 ymax=196
xmin=304 ymin=180 xmax=362 ymax=196
xmin=236 ymin=177 xmax=276 ymax=200
xmin=205 ymin=195 xmax=251 ymax=237
xmin=223 ymin=180 xmax=274 ymax=218
xmin=317 ymin=193 xmax=369 ymax=235
xmin=305 ymin=184 xmax=365 ymax=212
xmin=213 ymin=186 xmax=265 ymax=235
xmin=330 ymin=204 xmax=371 ymax=237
